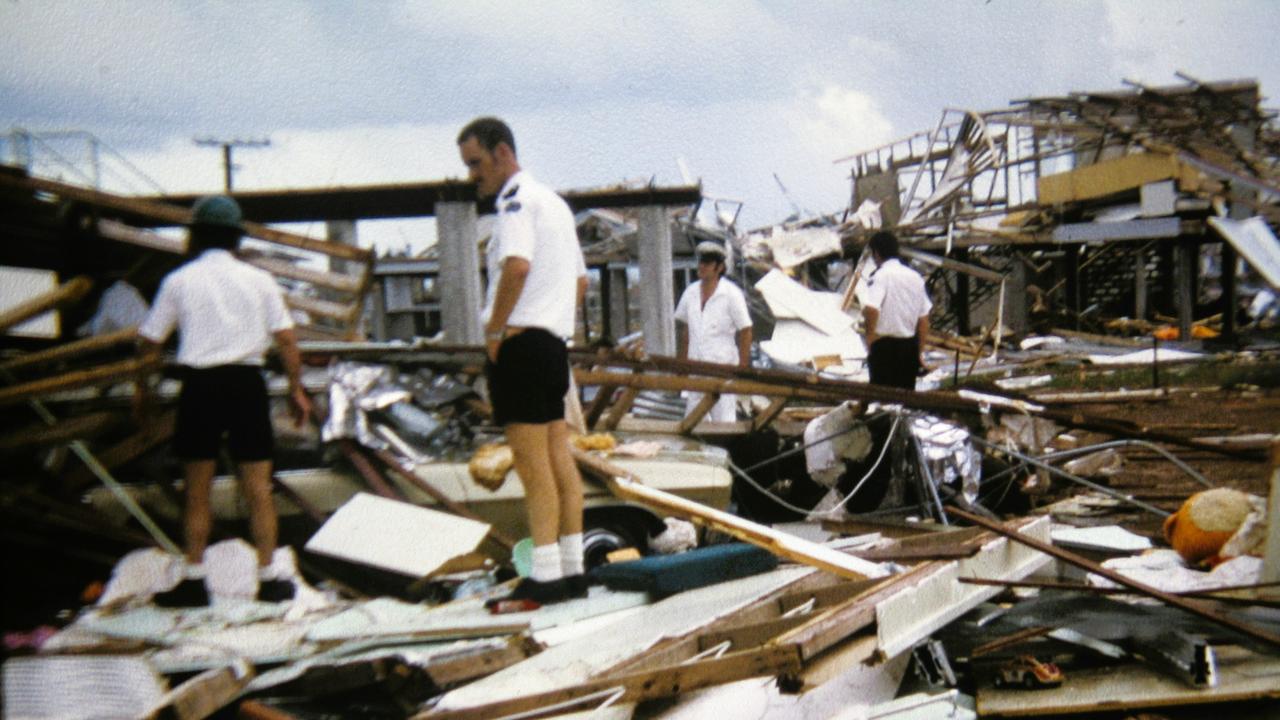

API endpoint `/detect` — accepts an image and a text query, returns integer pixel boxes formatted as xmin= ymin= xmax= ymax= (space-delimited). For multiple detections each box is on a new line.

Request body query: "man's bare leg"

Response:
xmin=182 ymin=460 xmax=217 ymax=565
xmin=506 ymin=422 xmax=561 ymax=547
xmin=547 ymin=419 xmax=583 ymax=534
xmin=238 ymin=460 xmax=277 ymax=567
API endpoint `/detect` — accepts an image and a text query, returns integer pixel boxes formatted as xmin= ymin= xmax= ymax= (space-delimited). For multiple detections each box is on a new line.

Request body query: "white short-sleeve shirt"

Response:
xmin=861 ymin=257 xmax=932 ymax=338
xmin=139 ymin=249 xmax=293 ymax=367
xmin=481 ymin=171 xmax=586 ymax=340
xmin=674 ymin=278 xmax=752 ymax=364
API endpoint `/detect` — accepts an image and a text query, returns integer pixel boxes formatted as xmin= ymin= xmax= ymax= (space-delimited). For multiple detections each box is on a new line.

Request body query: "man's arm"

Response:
xmin=675 ymin=321 xmax=689 ymax=360
xmin=273 ymin=327 xmax=312 ymax=427
xmin=132 ymin=338 xmax=163 ymax=420
xmin=485 ymin=256 xmax=531 ymax=361
xmin=916 ymin=313 xmax=930 ymax=366
xmin=735 ymin=326 xmax=752 ymax=368
xmin=862 ymin=306 xmax=880 ymax=348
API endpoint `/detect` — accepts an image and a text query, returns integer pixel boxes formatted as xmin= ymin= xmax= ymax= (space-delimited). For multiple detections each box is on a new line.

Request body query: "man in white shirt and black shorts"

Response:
xmin=860 ymin=230 xmax=932 ymax=390
xmin=137 ymin=195 xmax=312 ymax=607
xmin=458 ymin=117 xmax=589 ymax=607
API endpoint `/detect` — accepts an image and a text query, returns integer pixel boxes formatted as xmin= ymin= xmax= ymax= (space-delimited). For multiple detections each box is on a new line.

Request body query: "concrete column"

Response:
xmin=1176 ymin=240 xmax=1195 ymax=341
xmin=325 ymin=220 xmax=357 ymax=275
xmin=436 ymin=201 xmax=484 ymax=345
xmin=1263 ymin=438 xmax=1280 ymax=590
xmin=1004 ymin=254 xmax=1028 ymax=335
xmin=1134 ymin=248 xmax=1148 ymax=320
xmin=638 ymin=206 xmax=675 ymax=355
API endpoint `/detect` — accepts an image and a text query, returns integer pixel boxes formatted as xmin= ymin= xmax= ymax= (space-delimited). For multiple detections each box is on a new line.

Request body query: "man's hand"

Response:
xmin=486 ymin=336 xmax=501 ymax=363
xmin=289 ymin=384 xmax=313 ymax=428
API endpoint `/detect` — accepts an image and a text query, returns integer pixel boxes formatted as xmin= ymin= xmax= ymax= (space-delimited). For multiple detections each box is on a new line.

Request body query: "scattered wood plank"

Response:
xmin=0 ymin=275 xmax=92 ymax=333
xmin=0 ymin=357 xmax=159 ymax=407
xmin=414 ymin=644 xmax=803 ymax=720
xmin=676 ymin=391 xmax=719 ymax=434
xmin=145 ymin=663 xmax=253 ymax=720
xmin=574 ymin=449 xmax=887 ymax=582
xmin=0 ymin=326 xmax=138 ymax=374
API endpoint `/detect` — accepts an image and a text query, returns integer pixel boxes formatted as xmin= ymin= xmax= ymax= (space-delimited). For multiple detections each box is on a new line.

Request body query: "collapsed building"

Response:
xmin=0 ymin=77 xmax=1278 ymax=719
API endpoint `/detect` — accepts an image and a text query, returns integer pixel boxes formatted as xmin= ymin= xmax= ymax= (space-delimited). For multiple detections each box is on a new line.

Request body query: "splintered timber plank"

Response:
xmin=0 ymin=326 xmax=138 ymax=374
xmin=414 ymin=644 xmax=802 ymax=720
xmin=0 ymin=172 xmax=371 ymax=263
xmin=574 ymin=449 xmax=886 ymax=582
xmin=583 ymin=383 xmax=617 ymax=429
xmin=285 ymin=293 xmax=359 ymax=323
xmin=423 ymin=636 xmax=541 ymax=688
xmin=601 ymin=386 xmax=639 ymax=431
xmin=62 ymin=410 xmax=176 ymax=490
xmin=145 ymin=664 xmax=253 ymax=720
xmin=0 ymin=357 xmax=159 ymax=407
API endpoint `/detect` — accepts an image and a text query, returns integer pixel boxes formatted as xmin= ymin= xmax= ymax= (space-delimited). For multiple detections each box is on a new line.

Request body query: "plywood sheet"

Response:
xmin=304 ymin=492 xmax=490 ymax=577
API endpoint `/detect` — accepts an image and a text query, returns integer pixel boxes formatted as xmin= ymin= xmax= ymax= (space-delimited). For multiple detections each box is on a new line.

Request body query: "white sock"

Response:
xmin=258 ymin=565 xmax=280 ymax=582
xmin=530 ymin=543 xmax=563 ymax=582
xmin=559 ymin=533 xmax=585 ymax=577
xmin=183 ymin=563 xmax=206 ymax=581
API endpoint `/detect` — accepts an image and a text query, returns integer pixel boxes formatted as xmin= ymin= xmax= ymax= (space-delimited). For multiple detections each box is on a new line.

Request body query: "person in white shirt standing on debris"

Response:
xmin=860 ymin=230 xmax=932 ymax=390
xmin=458 ymin=117 xmax=590 ymax=607
xmin=136 ymin=194 xmax=312 ymax=607
xmin=675 ymin=241 xmax=753 ymax=422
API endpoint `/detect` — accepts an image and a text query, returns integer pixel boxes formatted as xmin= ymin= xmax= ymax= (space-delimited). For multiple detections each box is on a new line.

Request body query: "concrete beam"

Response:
xmin=436 ymin=201 xmax=483 ymax=345
xmin=637 ymin=206 xmax=675 ymax=356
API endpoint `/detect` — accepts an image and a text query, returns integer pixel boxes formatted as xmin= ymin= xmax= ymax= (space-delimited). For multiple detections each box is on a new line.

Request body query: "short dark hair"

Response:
xmin=189 ymin=224 xmax=242 ymax=252
xmin=869 ymin=230 xmax=900 ymax=260
xmin=457 ymin=116 xmax=516 ymax=155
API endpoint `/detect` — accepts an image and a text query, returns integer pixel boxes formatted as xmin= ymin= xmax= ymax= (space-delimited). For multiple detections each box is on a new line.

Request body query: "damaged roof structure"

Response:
xmin=2 ymin=77 xmax=1280 ymax=719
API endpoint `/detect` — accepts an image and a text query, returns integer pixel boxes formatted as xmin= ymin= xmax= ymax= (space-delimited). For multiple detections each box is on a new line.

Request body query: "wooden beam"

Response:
xmin=752 ymin=396 xmax=789 ymax=432
xmin=145 ymin=664 xmax=253 ymax=720
xmin=584 ymin=383 xmax=617 ymax=429
xmin=414 ymin=644 xmax=802 ymax=720
xmin=0 ymin=357 xmax=158 ymax=407
xmin=574 ymin=449 xmax=886 ymax=582
xmin=601 ymin=386 xmax=639 ymax=431
xmin=0 ymin=171 xmax=371 ymax=262
xmin=676 ymin=392 xmax=719 ymax=434
xmin=423 ymin=636 xmax=541 ymax=688
xmin=0 ymin=411 xmax=122 ymax=451
xmin=0 ymin=275 xmax=92 ymax=333
xmin=62 ymin=410 xmax=175 ymax=490
xmin=0 ymin=326 xmax=138 ymax=374
xmin=285 ymin=293 xmax=359 ymax=323
xmin=243 ymin=254 xmax=364 ymax=293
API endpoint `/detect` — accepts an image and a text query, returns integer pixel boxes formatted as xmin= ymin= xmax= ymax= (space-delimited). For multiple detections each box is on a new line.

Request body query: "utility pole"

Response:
xmin=194 ymin=137 xmax=270 ymax=191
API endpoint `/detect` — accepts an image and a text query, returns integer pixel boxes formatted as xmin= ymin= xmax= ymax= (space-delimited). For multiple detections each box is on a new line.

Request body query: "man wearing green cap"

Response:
xmin=137 ymin=195 xmax=312 ymax=607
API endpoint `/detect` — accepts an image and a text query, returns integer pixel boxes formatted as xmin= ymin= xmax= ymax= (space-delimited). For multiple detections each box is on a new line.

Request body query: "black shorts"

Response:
xmin=867 ymin=336 xmax=920 ymax=391
xmin=485 ymin=328 xmax=569 ymax=426
xmin=173 ymin=365 xmax=274 ymax=462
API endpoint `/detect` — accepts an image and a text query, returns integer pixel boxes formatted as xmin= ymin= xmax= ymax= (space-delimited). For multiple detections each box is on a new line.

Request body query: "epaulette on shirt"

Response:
xmin=501 ymin=184 xmax=519 ymax=200
xmin=503 ymin=200 xmax=522 ymax=213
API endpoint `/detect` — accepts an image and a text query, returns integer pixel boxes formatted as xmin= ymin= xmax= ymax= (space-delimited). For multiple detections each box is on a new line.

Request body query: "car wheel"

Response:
xmin=582 ymin=521 xmax=645 ymax=569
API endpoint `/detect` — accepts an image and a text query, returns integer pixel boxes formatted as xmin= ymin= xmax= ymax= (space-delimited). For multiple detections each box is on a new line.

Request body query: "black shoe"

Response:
xmin=485 ymin=577 xmax=567 ymax=610
xmin=563 ymin=574 xmax=589 ymax=599
xmin=154 ymin=578 xmax=210 ymax=608
xmin=256 ymin=578 xmax=296 ymax=603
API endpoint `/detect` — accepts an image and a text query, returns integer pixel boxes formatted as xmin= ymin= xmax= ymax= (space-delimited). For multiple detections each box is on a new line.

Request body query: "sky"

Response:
xmin=2 ymin=0 xmax=1278 ymax=254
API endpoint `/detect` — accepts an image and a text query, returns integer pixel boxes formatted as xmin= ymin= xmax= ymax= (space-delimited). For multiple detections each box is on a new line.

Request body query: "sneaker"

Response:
xmin=563 ymin=574 xmax=589 ymax=599
xmin=154 ymin=578 xmax=210 ymax=608
xmin=256 ymin=578 xmax=296 ymax=603
xmin=484 ymin=577 xmax=567 ymax=610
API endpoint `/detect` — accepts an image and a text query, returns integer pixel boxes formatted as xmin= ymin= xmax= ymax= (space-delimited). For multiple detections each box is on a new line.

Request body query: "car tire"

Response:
xmin=582 ymin=520 xmax=647 ymax=570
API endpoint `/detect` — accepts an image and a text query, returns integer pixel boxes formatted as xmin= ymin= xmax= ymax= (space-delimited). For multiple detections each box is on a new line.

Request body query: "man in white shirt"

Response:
xmin=136 ymin=195 xmax=312 ymax=607
xmin=675 ymin=241 xmax=753 ymax=421
xmin=860 ymin=230 xmax=932 ymax=390
xmin=458 ymin=117 xmax=589 ymax=607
